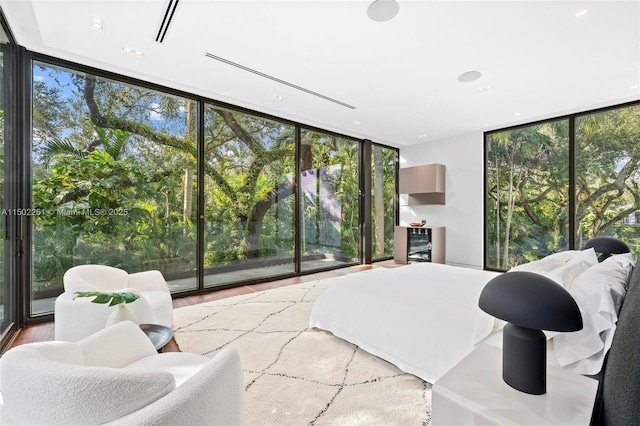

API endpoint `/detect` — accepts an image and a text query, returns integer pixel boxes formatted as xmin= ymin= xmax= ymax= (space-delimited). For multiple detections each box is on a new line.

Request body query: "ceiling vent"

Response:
xmin=156 ymin=0 xmax=180 ymax=43
xmin=205 ymin=53 xmax=356 ymax=110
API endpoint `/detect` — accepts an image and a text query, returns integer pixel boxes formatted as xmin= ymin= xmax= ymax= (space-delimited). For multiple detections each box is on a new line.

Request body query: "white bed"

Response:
xmin=309 ymin=263 xmax=502 ymax=383
xmin=309 ymin=248 xmax=634 ymax=384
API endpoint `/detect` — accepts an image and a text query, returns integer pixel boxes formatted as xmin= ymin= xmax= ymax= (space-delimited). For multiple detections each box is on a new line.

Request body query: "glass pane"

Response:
xmin=0 ymin=31 xmax=9 ymax=336
xmin=300 ymin=129 xmax=360 ymax=272
xmin=371 ymin=144 xmax=396 ymax=260
xmin=575 ymin=105 xmax=640 ymax=256
xmin=486 ymin=120 xmax=570 ymax=269
xmin=31 ymin=62 xmax=198 ymax=315
xmin=203 ymin=106 xmax=295 ymax=287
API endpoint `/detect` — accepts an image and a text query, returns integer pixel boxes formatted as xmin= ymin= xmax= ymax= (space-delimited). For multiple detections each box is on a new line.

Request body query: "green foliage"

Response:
xmin=488 ymin=105 xmax=640 ymax=269
xmin=73 ymin=291 xmax=140 ymax=306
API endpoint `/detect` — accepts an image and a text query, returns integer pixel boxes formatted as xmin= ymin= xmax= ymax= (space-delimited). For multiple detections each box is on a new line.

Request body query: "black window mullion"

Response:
xmin=361 ymin=140 xmax=372 ymax=264
xmin=294 ymin=125 xmax=301 ymax=273
xmin=568 ymin=116 xmax=576 ymax=250
xmin=18 ymin=47 xmax=32 ymax=324
xmin=197 ymin=100 xmax=205 ymax=291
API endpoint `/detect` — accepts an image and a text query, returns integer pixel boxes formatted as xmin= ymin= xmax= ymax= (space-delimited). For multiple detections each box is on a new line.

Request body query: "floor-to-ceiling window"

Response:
xmin=486 ymin=102 xmax=640 ymax=270
xmin=575 ymin=104 xmax=640 ymax=254
xmin=0 ymin=17 xmax=14 ymax=346
xmin=31 ymin=62 xmax=198 ymax=314
xmin=486 ymin=120 xmax=569 ymax=269
xmin=299 ymin=129 xmax=360 ymax=272
xmin=203 ymin=105 xmax=296 ymax=287
xmin=371 ymin=144 xmax=397 ymax=260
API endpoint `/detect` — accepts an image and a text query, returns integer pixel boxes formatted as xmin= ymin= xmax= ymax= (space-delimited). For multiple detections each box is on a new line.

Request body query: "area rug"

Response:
xmin=173 ymin=274 xmax=432 ymax=425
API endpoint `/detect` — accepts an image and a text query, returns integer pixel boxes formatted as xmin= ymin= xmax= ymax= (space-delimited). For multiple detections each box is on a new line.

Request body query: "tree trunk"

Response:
xmin=502 ymin=155 xmax=516 ymax=267
xmin=165 ymin=190 xmax=172 ymax=257
xmin=183 ymin=167 xmax=193 ymax=226
xmin=373 ymin=147 xmax=385 ymax=256
xmin=495 ymin=154 xmax=501 ymax=268
xmin=243 ymin=180 xmax=295 ymax=258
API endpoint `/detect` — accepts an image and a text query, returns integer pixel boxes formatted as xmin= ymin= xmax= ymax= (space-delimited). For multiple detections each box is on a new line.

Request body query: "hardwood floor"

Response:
xmin=7 ymin=260 xmax=401 ymax=352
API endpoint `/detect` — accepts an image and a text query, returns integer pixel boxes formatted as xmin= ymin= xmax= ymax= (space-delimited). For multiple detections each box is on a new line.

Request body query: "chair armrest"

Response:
xmin=108 ymin=347 xmax=247 ymax=425
xmin=2 ymin=347 xmax=174 ymax=426
xmin=78 ymin=321 xmax=158 ymax=368
xmin=128 ymin=270 xmax=170 ymax=293
xmin=55 ymin=292 xmax=157 ymax=342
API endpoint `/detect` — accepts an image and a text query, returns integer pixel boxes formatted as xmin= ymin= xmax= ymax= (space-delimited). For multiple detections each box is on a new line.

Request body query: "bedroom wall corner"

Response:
xmin=399 ymin=132 xmax=484 ymax=269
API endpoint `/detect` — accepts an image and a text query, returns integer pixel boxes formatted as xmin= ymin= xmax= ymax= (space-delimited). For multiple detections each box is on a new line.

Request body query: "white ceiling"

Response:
xmin=1 ymin=0 xmax=639 ymax=147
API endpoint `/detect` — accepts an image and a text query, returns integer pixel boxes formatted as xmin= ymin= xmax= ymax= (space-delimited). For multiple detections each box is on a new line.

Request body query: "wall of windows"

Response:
xmin=486 ymin=102 xmax=640 ymax=270
xmin=19 ymin=56 xmax=397 ymax=318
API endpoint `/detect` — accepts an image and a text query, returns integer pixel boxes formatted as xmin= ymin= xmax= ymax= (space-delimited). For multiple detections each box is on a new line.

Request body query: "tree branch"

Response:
xmin=83 ymin=76 xmax=238 ymax=200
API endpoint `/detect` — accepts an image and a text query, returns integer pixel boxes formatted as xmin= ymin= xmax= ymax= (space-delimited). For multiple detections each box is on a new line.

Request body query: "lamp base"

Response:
xmin=502 ymin=323 xmax=546 ymax=395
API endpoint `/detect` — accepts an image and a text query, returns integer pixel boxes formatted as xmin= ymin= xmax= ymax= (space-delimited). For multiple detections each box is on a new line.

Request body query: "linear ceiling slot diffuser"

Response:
xmin=205 ymin=53 xmax=356 ymax=110
xmin=156 ymin=0 xmax=180 ymax=43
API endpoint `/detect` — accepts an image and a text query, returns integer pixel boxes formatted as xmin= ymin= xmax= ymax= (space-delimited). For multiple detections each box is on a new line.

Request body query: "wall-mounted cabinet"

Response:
xmin=399 ymin=163 xmax=445 ymax=205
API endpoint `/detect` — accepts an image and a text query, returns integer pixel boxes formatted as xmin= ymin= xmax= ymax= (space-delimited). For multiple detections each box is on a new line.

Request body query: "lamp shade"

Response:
xmin=479 ymin=271 xmax=582 ymax=332
xmin=583 ymin=236 xmax=630 ymax=262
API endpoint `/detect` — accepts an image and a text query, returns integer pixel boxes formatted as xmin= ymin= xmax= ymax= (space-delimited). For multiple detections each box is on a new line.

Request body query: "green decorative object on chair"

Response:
xmin=74 ymin=291 xmax=141 ymax=326
xmin=74 ymin=291 xmax=140 ymax=306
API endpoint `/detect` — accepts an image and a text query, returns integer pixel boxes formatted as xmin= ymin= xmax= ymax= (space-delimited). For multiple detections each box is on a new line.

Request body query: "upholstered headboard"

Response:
xmin=590 ymin=252 xmax=640 ymax=425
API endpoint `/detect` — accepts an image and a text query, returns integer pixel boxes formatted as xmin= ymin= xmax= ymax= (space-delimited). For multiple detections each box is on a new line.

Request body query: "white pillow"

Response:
xmin=543 ymin=248 xmax=598 ymax=289
xmin=508 ymin=250 xmax=580 ymax=274
xmin=552 ymin=258 xmax=633 ymax=374
xmin=604 ymin=253 xmax=635 ymax=289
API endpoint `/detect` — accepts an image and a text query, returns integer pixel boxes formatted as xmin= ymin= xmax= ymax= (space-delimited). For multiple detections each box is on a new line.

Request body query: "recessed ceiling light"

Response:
xmin=418 ymin=134 xmax=429 ymax=139
xmin=122 ymin=47 xmax=144 ymax=58
xmin=353 ymin=120 xmax=362 ymax=125
xmin=367 ymin=0 xmax=400 ymax=22
xmin=457 ymin=71 xmax=482 ymax=83
xmin=90 ymin=16 xmax=103 ymax=31
xmin=478 ymin=85 xmax=493 ymax=93
xmin=271 ymin=94 xmax=283 ymax=100
xmin=514 ymin=112 xmax=521 ymax=116
xmin=575 ymin=9 xmax=588 ymax=17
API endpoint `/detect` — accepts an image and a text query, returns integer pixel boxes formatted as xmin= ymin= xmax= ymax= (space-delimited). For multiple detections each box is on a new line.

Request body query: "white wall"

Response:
xmin=399 ymin=132 xmax=484 ymax=269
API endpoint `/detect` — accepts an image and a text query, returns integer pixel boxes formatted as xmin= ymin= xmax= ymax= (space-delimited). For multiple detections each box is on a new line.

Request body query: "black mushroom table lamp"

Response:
xmin=478 ymin=271 xmax=583 ymax=395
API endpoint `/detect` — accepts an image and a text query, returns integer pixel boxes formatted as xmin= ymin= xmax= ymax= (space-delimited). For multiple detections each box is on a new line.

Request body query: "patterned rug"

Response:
xmin=173 ymin=275 xmax=432 ymax=425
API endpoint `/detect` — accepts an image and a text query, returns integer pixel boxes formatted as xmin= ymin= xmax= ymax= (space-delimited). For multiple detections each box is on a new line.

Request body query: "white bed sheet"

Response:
xmin=309 ymin=263 xmax=502 ymax=384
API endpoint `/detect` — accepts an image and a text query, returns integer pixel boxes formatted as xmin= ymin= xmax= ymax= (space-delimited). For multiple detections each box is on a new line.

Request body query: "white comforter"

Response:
xmin=309 ymin=263 xmax=502 ymax=383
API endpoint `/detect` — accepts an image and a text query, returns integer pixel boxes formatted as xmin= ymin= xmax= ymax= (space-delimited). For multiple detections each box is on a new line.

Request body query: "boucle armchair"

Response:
xmin=0 ymin=321 xmax=246 ymax=425
xmin=55 ymin=264 xmax=173 ymax=341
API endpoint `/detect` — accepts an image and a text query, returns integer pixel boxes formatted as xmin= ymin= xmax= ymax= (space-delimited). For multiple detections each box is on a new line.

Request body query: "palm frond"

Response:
xmin=95 ymin=126 xmax=131 ymax=160
xmin=41 ymin=137 xmax=87 ymax=166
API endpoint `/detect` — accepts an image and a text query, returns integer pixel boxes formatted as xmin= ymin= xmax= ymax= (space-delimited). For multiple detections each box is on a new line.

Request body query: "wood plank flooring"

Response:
xmin=7 ymin=260 xmax=401 ymax=352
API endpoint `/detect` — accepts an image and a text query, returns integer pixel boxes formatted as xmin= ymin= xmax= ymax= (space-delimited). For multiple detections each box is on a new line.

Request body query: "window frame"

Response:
xmin=484 ymin=100 xmax=640 ymax=271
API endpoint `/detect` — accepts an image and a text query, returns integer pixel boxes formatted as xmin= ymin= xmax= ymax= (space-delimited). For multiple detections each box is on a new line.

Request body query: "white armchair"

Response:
xmin=0 ymin=321 xmax=247 ymax=425
xmin=55 ymin=265 xmax=173 ymax=342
